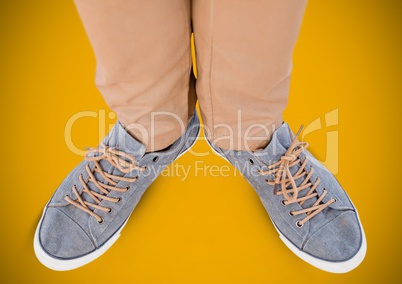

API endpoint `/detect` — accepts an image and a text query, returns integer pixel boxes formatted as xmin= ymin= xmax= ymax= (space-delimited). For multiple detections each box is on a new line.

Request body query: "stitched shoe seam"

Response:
xmin=39 ymin=207 xmax=97 ymax=258
xmin=54 ymin=207 xmax=97 ymax=248
xmin=301 ymin=210 xmax=361 ymax=257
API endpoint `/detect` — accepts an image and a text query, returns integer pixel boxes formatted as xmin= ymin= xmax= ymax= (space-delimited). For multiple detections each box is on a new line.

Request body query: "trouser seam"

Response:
xmin=208 ymin=0 xmax=215 ymax=138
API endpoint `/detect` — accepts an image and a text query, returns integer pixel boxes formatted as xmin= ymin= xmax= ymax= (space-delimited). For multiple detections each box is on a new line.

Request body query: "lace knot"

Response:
xmin=85 ymin=143 xmax=144 ymax=174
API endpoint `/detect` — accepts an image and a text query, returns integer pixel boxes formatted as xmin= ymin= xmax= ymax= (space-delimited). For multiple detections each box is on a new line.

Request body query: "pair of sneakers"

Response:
xmin=34 ymin=113 xmax=366 ymax=273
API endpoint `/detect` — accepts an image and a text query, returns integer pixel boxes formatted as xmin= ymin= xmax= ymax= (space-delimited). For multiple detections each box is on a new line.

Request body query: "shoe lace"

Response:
xmin=65 ymin=143 xmax=145 ymax=223
xmin=259 ymin=126 xmax=335 ymax=227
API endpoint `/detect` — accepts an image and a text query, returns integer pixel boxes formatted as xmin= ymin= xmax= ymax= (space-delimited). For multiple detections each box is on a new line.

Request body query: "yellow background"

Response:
xmin=1 ymin=0 xmax=401 ymax=283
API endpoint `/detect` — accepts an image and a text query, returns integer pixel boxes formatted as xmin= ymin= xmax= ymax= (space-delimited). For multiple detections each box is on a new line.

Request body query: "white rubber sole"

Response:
xmin=34 ymin=126 xmax=200 ymax=271
xmin=271 ymin=210 xmax=367 ymax=273
xmin=206 ymin=139 xmax=367 ymax=273
xmin=34 ymin=210 xmax=129 ymax=271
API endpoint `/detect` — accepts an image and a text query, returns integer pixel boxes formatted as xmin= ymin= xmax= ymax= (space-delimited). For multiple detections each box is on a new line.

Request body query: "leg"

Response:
xmin=193 ymin=0 xmax=306 ymax=151
xmin=74 ymin=0 xmax=195 ymax=151
xmin=34 ymin=0 xmax=201 ymax=271
xmin=194 ymin=0 xmax=367 ymax=273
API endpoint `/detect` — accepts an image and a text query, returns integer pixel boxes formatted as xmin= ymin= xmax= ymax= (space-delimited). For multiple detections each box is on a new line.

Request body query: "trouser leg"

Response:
xmin=74 ymin=0 xmax=195 ymax=151
xmin=192 ymin=0 xmax=307 ymax=151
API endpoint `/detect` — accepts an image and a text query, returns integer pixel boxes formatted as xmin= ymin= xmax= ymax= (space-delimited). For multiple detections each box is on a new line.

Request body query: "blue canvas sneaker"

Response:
xmin=34 ymin=114 xmax=200 ymax=270
xmin=208 ymin=122 xmax=366 ymax=273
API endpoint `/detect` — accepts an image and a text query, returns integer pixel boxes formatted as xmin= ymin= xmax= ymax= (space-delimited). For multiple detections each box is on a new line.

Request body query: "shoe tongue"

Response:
xmin=254 ymin=122 xmax=294 ymax=165
xmin=102 ymin=121 xmax=146 ymax=160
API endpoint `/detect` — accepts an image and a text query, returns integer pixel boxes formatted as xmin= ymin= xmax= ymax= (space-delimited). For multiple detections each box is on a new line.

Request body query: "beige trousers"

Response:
xmin=74 ymin=0 xmax=307 ymax=152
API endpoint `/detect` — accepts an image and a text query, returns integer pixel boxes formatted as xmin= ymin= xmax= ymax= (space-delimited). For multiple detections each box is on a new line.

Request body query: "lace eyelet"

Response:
xmin=97 ymin=218 xmax=104 ymax=224
xmin=249 ymin=159 xmax=254 ymax=165
xmin=117 ymin=197 xmax=122 ymax=203
xmin=107 ymin=208 xmax=112 ymax=213
xmin=281 ymin=200 xmax=287 ymax=206
xmin=126 ymin=186 xmax=130 ymax=191
xmin=152 ymin=156 xmax=159 ymax=162
xmin=332 ymin=198 xmax=337 ymax=203
xmin=296 ymin=221 xmax=303 ymax=228
xmin=289 ymin=211 xmax=294 ymax=216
